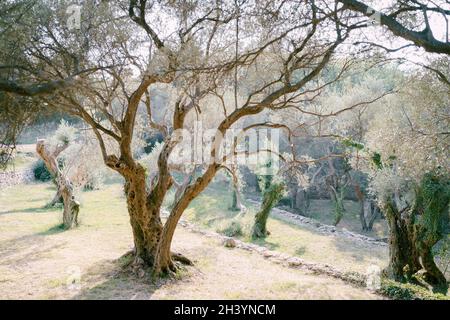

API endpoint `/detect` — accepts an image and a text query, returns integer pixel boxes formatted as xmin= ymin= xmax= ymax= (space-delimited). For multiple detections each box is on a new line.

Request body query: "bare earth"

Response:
xmin=0 ymin=182 xmax=382 ymax=300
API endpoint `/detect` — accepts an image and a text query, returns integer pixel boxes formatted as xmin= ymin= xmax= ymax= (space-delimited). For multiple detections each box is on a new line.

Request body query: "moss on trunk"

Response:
xmin=252 ymin=182 xmax=285 ymax=239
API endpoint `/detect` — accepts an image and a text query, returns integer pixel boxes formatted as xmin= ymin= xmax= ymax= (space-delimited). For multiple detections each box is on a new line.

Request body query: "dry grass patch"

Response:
xmin=0 ymin=181 xmax=383 ymax=300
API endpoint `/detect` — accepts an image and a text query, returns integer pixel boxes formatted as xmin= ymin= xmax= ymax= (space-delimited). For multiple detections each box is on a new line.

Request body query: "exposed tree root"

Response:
xmin=117 ymin=250 xmax=194 ymax=280
xmin=171 ymin=252 xmax=194 ymax=266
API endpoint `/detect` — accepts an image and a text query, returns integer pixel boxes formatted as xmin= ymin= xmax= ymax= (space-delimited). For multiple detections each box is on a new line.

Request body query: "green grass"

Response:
xmin=380 ymin=279 xmax=450 ymax=300
xmin=183 ymin=184 xmax=389 ymax=274
xmin=0 ymin=151 xmax=445 ymax=300
xmin=183 ymin=184 xmax=450 ymax=299
xmin=3 ymin=153 xmax=35 ymax=172
xmin=0 ymin=181 xmax=384 ymax=300
xmin=0 ymin=181 xmax=129 ymax=238
xmin=304 ymin=199 xmax=388 ymax=238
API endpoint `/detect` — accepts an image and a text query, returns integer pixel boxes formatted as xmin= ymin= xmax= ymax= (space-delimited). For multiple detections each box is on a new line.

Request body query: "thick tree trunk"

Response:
xmin=252 ymin=206 xmax=271 ymax=238
xmin=359 ymin=199 xmax=368 ymax=231
xmin=383 ymin=200 xmax=421 ymax=281
xmin=152 ymin=165 xmax=220 ymax=276
xmin=329 ymin=186 xmax=345 ymax=226
xmin=420 ymin=249 xmax=447 ymax=290
xmin=36 ymin=139 xmax=79 ymax=229
xmin=251 ymin=183 xmax=285 ymax=239
xmin=153 ymin=185 xmax=200 ymax=275
xmin=366 ymin=203 xmax=380 ymax=231
xmin=123 ymin=166 xmax=163 ymax=268
xmin=60 ymin=176 xmax=79 ymax=229
xmin=384 ymin=201 xmax=412 ymax=280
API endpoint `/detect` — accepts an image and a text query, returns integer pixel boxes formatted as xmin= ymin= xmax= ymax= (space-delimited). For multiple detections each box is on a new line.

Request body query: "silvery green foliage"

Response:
xmin=368 ymin=166 xmax=411 ymax=204
xmin=49 ymin=120 xmax=77 ymax=148
xmin=342 ymin=67 xmax=449 ymax=204
xmin=138 ymin=142 xmax=165 ymax=188
xmin=364 ymin=79 xmax=450 ymax=182
xmin=132 ymin=115 xmax=151 ymax=158
xmin=49 ymin=122 xmax=108 ymax=191
xmin=60 ymin=139 xmax=107 ymax=191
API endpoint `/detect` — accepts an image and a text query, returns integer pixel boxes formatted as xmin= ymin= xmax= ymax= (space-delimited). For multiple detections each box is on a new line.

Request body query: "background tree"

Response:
xmin=338 ymin=0 xmax=450 ymax=55
xmin=352 ymin=68 xmax=450 ymax=292
xmin=35 ymin=121 xmax=79 ymax=229
xmin=251 ymin=159 xmax=286 ymax=239
xmin=0 ymin=0 xmax=405 ymax=278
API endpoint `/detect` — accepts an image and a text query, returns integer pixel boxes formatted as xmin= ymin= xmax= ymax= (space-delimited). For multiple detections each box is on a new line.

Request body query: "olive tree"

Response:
xmin=0 ymin=0 xmax=385 ymax=277
xmin=355 ymin=68 xmax=450 ymax=292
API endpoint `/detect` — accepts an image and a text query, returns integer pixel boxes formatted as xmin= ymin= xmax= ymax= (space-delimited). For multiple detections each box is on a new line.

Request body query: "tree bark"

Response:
xmin=124 ymin=169 xmax=163 ymax=267
xmin=252 ymin=205 xmax=272 ymax=238
xmin=382 ymin=170 xmax=450 ymax=294
xmin=329 ymin=185 xmax=345 ymax=226
xmin=36 ymin=139 xmax=79 ymax=229
xmin=366 ymin=202 xmax=379 ymax=231
xmin=383 ymin=200 xmax=417 ymax=281
xmin=152 ymin=165 xmax=219 ymax=276
xmin=251 ymin=182 xmax=285 ymax=239
xmin=60 ymin=175 xmax=79 ymax=229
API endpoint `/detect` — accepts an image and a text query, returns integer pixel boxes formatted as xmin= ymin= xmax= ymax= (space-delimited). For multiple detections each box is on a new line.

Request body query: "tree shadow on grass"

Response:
xmin=71 ymin=255 xmax=185 ymax=300
xmin=331 ymin=238 xmax=388 ymax=269
xmin=250 ymin=237 xmax=280 ymax=251
xmin=295 ymin=246 xmax=307 ymax=256
xmin=0 ymin=232 xmax=66 ymax=267
xmin=36 ymin=223 xmax=66 ymax=236
xmin=259 ymin=211 xmax=388 ymax=271
xmin=0 ymin=206 xmax=60 ymax=216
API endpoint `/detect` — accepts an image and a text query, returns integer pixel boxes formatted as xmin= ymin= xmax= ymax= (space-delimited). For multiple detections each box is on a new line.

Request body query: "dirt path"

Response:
xmin=0 ymin=183 xmax=383 ymax=300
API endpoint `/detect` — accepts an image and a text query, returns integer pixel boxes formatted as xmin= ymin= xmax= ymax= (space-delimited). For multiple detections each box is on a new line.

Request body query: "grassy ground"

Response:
xmin=297 ymin=199 xmax=388 ymax=238
xmin=0 ymin=181 xmax=383 ymax=299
xmin=184 ymin=184 xmax=389 ymax=274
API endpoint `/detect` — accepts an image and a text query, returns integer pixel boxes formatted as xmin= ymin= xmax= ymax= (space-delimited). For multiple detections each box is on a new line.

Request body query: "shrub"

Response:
xmin=218 ymin=220 xmax=243 ymax=237
xmin=32 ymin=160 xmax=52 ymax=182
xmin=82 ymin=171 xmax=104 ymax=191
xmin=380 ymin=279 xmax=449 ymax=300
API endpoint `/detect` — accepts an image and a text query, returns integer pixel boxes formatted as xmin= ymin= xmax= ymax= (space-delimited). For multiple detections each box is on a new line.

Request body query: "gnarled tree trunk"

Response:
xmin=382 ymin=200 xmax=420 ymax=281
xmin=329 ymin=185 xmax=345 ymax=226
xmin=230 ymin=180 xmax=244 ymax=213
xmin=124 ymin=168 xmax=163 ymax=267
xmin=382 ymin=173 xmax=449 ymax=294
xmin=252 ymin=182 xmax=285 ymax=239
xmin=36 ymin=139 xmax=79 ymax=229
xmin=152 ymin=165 xmax=219 ymax=276
xmin=106 ymin=154 xmax=166 ymax=269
